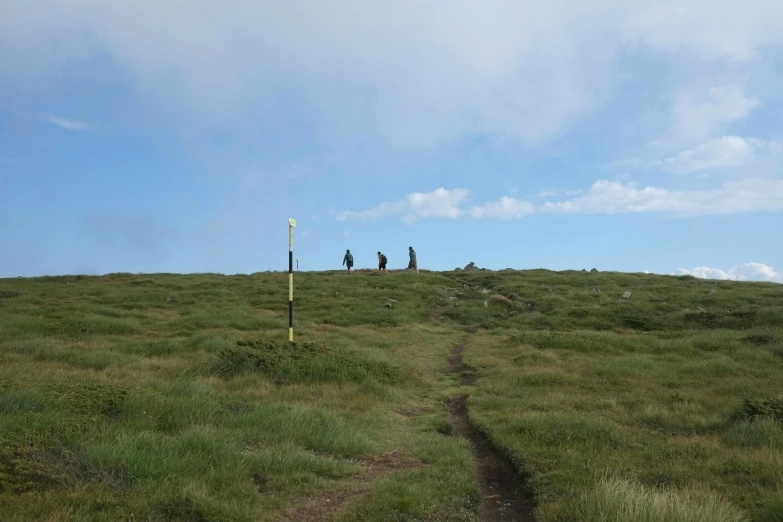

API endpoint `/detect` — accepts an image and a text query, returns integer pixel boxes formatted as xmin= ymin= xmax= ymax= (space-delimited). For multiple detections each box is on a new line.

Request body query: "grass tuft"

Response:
xmin=572 ymin=476 xmax=750 ymax=522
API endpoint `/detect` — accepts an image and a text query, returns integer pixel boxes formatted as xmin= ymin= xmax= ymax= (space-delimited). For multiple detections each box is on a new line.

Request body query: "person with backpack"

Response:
xmin=407 ymin=246 xmax=419 ymax=273
xmin=342 ymin=249 xmax=354 ymax=274
xmin=377 ymin=251 xmax=388 ymax=272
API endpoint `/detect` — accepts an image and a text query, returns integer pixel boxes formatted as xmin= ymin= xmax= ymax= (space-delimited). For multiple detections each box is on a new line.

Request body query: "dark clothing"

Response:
xmin=408 ymin=249 xmax=417 ymax=269
xmin=378 ymin=254 xmax=387 ymax=270
xmin=343 ymin=253 xmax=353 ymax=267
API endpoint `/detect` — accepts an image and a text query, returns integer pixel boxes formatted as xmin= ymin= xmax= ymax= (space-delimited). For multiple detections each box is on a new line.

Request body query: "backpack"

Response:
xmin=380 ymin=254 xmax=388 ymax=264
xmin=346 ymin=253 xmax=353 ymax=263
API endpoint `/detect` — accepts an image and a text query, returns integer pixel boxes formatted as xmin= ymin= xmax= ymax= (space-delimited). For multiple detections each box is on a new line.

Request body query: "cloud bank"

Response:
xmin=3 ymin=1 xmax=783 ymax=151
xmin=337 ymin=178 xmax=783 ymax=223
xmin=677 ymin=262 xmax=782 ymax=283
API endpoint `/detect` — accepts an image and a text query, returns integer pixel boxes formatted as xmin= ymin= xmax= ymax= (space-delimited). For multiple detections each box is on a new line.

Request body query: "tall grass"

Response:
xmin=573 ymin=477 xmax=750 ymax=522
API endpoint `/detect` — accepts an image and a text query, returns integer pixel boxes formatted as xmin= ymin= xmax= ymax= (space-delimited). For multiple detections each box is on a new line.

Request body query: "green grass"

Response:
xmin=0 ymin=269 xmax=781 ymax=521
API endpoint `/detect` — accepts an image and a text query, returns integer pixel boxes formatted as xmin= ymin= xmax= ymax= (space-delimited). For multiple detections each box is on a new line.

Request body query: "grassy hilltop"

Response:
xmin=0 ymin=269 xmax=782 ymax=521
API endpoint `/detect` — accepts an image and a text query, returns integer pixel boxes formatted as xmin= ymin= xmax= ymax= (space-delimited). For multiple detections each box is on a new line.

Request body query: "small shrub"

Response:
xmin=741 ymin=335 xmax=776 ymax=346
xmin=619 ymin=311 xmax=660 ymax=331
xmin=48 ymin=382 xmax=128 ymax=418
xmin=737 ymin=396 xmax=783 ymax=423
xmin=0 ymin=446 xmax=75 ymax=493
xmin=211 ymin=338 xmax=398 ymax=384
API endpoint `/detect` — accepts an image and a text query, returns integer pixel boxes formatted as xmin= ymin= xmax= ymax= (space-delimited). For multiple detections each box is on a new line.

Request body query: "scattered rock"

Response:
xmin=388 ymin=298 xmax=398 ymax=303
xmin=483 ymin=301 xmax=488 ymax=308
xmin=591 ymin=287 xmax=601 ymax=293
xmin=448 ymin=296 xmax=458 ymax=301
xmin=590 ymin=268 xmax=598 ymax=273
xmin=479 ymin=288 xmax=490 ymax=295
xmin=385 ymin=303 xmax=393 ymax=308
xmin=462 ymin=261 xmax=485 ymax=271
xmin=593 ymin=305 xmax=601 ymax=309
xmin=709 ymin=289 xmax=716 ymax=295
xmin=581 ymin=269 xmax=587 ymax=272
xmin=621 ymin=291 xmax=632 ymax=299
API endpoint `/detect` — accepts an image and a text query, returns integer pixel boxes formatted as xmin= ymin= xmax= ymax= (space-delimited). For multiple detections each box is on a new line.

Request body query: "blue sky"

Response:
xmin=1 ymin=1 xmax=782 ymax=281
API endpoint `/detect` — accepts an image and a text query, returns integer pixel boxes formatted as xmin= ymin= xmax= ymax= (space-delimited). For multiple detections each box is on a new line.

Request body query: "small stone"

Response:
xmin=484 ymin=301 xmax=488 ymax=308
xmin=592 ymin=287 xmax=601 ymax=293
xmin=709 ymin=289 xmax=716 ymax=294
xmin=388 ymin=298 xmax=398 ymax=303
xmin=385 ymin=303 xmax=393 ymax=308
xmin=621 ymin=291 xmax=632 ymax=299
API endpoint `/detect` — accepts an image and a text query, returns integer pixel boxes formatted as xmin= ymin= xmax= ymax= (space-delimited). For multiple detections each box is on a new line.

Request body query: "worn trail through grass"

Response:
xmin=447 ymin=339 xmax=536 ymax=522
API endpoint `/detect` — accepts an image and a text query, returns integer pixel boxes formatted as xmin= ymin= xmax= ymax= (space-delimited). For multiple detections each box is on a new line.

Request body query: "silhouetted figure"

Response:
xmin=342 ymin=249 xmax=354 ymax=274
xmin=408 ymin=246 xmax=419 ymax=273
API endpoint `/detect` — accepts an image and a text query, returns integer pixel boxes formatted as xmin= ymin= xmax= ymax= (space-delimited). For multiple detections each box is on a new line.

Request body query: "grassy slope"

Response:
xmin=0 ymin=269 xmax=781 ymax=521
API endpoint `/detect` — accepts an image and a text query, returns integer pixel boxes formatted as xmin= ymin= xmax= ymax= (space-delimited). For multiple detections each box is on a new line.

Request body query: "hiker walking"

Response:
xmin=407 ymin=246 xmax=419 ymax=273
xmin=342 ymin=249 xmax=354 ymax=274
xmin=377 ymin=251 xmax=388 ymax=272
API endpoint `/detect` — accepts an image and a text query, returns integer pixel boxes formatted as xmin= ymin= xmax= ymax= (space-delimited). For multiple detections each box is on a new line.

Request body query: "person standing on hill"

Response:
xmin=407 ymin=246 xmax=419 ymax=273
xmin=377 ymin=251 xmax=388 ymax=272
xmin=342 ymin=249 xmax=354 ymax=274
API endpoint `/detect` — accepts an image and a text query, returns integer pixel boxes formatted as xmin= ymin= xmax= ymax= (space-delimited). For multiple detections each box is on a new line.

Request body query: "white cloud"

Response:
xmin=667 ymin=85 xmax=760 ymax=145
xmin=471 ymin=197 xmax=535 ymax=219
xmin=39 ymin=113 xmax=93 ymax=131
xmin=3 ymin=2 xmax=783 ymax=150
xmin=336 ymin=187 xmax=470 ymax=224
xmin=338 ymin=176 xmax=783 ymax=222
xmin=661 ymin=136 xmax=765 ymax=174
xmin=540 ymin=178 xmax=783 ymax=216
xmin=677 ymin=262 xmax=782 ymax=283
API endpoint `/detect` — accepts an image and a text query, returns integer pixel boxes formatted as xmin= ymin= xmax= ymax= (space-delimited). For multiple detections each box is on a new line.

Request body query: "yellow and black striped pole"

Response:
xmin=288 ymin=218 xmax=296 ymax=342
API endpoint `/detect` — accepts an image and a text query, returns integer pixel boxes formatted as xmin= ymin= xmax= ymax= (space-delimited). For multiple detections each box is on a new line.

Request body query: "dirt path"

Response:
xmin=447 ymin=340 xmax=536 ymax=522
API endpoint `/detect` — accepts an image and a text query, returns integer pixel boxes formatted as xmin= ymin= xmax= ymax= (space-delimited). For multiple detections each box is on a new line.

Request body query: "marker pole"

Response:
xmin=288 ymin=218 xmax=296 ymax=342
